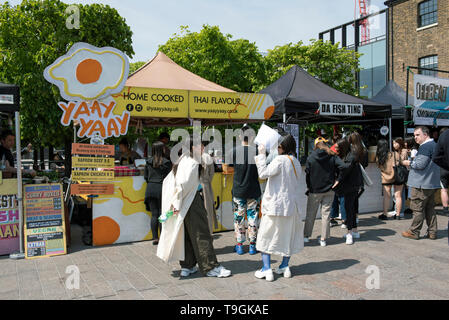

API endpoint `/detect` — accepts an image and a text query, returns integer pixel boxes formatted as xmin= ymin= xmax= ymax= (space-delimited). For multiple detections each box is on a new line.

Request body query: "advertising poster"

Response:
xmin=24 ymin=184 xmax=67 ymax=259
xmin=413 ymin=74 xmax=449 ymax=126
xmin=0 ymin=179 xmax=19 ymax=256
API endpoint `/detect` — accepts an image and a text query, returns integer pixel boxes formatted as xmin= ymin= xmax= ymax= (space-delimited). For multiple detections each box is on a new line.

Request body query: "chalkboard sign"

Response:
xmin=24 ymin=184 xmax=67 ymax=259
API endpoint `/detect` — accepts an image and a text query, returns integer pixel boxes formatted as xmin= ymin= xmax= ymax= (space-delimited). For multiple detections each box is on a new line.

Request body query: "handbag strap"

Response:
xmin=286 ymin=155 xmax=298 ymax=178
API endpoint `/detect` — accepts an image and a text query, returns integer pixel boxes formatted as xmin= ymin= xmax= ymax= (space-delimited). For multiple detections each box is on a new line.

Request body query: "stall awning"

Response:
xmin=370 ymin=80 xmax=413 ymax=120
xmin=259 ymin=65 xmax=392 ymax=123
xmin=0 ymin=82 xmax=20 ymax=113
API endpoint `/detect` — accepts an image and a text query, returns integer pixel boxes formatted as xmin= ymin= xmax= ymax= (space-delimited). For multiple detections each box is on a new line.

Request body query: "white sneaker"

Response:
xmin=341 ymin=224 xmax=347 ymax=229
xmin=303 ymin=237 xmax=310 ymax=243
xmin=352 ymin=232 xmax=360 ymax=239
xmin=387 ymin=211 xmax=396 ymax=217
xmin=319 ymin=239 xmax=327 ymax=247
xmin=255 ymin=268 xmax=274 ymax=281
xmin=207 ymin=265 xmax=231 ymax=278
xmin=345 ymin=233 xmax=353 ymax=245
xmin=180 ymin=266 xmax=198 ymax=277
xmin=274 ymin=266 xmax=291 ymax=278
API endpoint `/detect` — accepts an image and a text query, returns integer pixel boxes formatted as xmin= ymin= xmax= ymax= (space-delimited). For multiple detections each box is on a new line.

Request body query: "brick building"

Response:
xmin=386 ymin=0 xmax=449 ymax=95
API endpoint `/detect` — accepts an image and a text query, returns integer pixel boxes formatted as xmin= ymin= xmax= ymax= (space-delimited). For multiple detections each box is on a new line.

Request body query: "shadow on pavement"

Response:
xmin=290 ymin=258 xmax=359 ymax=276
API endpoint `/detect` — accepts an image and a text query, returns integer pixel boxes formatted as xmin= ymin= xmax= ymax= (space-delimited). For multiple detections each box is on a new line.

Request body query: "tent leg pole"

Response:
xmin=389 ymin=118 xmax=392 ymax=152
xmin=283 ymin=113 xmax=286 ymax=124
xmin=10 ymin=111 xmax=25 ymax=259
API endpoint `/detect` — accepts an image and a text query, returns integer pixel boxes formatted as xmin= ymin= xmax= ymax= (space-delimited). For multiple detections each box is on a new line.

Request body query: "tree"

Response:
xmin=262 ymin=39 xmax=361 ymax=96
xmin=158 ymin=25 xmax=267 ymax=92
xmin=0 ymin=0 xmax=134 ymax=175
xmin=129 ymin=61 xmax=146 ymax=75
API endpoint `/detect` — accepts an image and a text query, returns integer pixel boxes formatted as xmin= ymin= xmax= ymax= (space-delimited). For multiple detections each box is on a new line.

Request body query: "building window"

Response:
xmin=418 ymin=0 xmax=438 ymax=28
xmin=419 ymin=55 xmax=438 ymax=77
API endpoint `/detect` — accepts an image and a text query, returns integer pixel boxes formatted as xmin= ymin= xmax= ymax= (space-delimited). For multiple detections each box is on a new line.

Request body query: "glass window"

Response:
xmin=419 ymin=55 xmax=438 ymax=77
xmin=418 ymin=0 xmax=438 ymax=27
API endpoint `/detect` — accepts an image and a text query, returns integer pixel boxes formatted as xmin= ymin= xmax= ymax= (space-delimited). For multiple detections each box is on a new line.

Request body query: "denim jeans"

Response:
xmin=330 ymin=194 xmax=346 ymax=221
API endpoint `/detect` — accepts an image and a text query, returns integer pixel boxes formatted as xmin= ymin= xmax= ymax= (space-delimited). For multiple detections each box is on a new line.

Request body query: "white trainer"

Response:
xmin=341 ymin=224 xmax=347 ymax=229
xmin=319 ymin=239 xmax=327 ymax=247
xmin=207 ymin=265 xmax=231 ymax=278
xmin=274 ymin=266 xmax=291 ymax=278
xmin=345 ymin=233 xmax=353 ymax=245
xmin=303 ymin=237 xmax=310 ymax=243
xmin=255 ymin=268 xmax=274 ymax=281
xmin=387 ymin=211 xmax=396 ymax=217
xmin=180 ymin=266 xmax=198 ymax=277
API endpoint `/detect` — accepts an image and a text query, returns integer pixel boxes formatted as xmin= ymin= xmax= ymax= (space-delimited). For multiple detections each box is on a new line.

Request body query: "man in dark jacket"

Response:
xmin=304 ymin=137 xmax=346 ymax=246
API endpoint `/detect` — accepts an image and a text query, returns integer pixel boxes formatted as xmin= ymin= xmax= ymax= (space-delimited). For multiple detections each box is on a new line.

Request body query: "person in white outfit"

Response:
xmin=254 ymin=133 xmax=305 ymax=281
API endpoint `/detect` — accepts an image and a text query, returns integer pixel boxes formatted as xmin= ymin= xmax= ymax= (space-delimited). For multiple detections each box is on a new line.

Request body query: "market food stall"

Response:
xmin=260 ymin=65 xmax=393 ymax=214
xmin=90 ymin=51 xmax=276 ymax=245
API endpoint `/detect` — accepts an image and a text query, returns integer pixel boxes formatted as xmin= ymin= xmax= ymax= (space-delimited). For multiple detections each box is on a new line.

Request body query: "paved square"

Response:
xmin=1 ymin=210 xmax=448 ymax=300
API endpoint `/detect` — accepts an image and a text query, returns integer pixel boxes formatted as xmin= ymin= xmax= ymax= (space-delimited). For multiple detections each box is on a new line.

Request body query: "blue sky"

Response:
xmin=7 ymin=0 xmax=388 ymax=62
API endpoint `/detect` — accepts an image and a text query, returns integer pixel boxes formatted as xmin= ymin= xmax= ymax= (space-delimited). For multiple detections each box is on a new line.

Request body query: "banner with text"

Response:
xmin=112 ymin=87 xmax=189 ymax=118
xmin=319 ymin=102 xmax=363 ymax=116
xmin=413 ymin=74 xmax=449 ymax=126
xmin=0 ymin=179 xmax=19 ymax=256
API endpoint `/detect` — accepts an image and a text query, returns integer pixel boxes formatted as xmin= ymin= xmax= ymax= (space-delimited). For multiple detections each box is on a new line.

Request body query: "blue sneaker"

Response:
xmin=249 ymin=244 xmax=257 ymax=255
xmin=234 ymin=244 xmax=244 ymax=255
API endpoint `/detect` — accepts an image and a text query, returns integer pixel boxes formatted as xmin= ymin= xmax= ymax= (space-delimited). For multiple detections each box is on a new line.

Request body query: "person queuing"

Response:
xmin=392 ymin=137 xmax=409 ymax=218
xmin=118 ymin=137 xmax=141 ymax=166
xmin=158 ymin=132 xmax=172 ymax=160
xmin=329 ymin=135 xmax=346 ymax=228
xmin=432 ymin=127 xmax=449 ymax=241
xmin=401 ymin=126 xmax=441 ymax=240
xmin=226 ymin=125 xmax=261 ymax=255
xmin=332 ymin=138 xmax=363 ymax=245
xmin=376 ymin=139 xmax=407 ymax=220
xmin=200 ymin=141 xmax=218 ymax=235
xmin=304 ymin=137 xmax=345 ymax=247
xmin=254 ymin=134 xmax=304 ymax=281
xmin=156 ymin=136 xmax=231 ymax=278
xmin=347 ymin=132 xmax=368 ymax=225
xmin=144 ymin=141 xmax=172 ymax=245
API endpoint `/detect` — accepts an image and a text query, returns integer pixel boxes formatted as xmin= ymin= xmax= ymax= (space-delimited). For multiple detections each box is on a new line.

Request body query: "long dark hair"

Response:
xmin=376 ymin=139 xmax=390 ymax=166
xmin=151 ymin=141 xmax=165 ymax=168
xmin=172 ymin=135 xmax=202 ymax=178
xmin=348 ymin=132 xmax=365 ymax=162
xmin=336 ymin=139 xmax=350 ymax=159
xmin=393 ymin=137 xmax=405 ymax=153
xmin=278 ymin=133 xmax=296 ymax=156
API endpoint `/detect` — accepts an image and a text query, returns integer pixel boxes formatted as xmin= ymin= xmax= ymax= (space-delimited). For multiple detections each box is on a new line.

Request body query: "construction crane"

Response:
xmin=357 ymin=0 xmax=371 ymax=45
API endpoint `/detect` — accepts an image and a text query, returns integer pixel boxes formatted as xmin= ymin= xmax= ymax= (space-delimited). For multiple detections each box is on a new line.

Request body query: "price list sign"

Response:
xmin=23 ymin=184 xmax=67 ymax=259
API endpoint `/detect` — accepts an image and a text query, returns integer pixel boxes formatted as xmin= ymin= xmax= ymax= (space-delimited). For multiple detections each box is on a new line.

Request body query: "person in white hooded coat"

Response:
xmin=254 ymin=133 xmax=305 ymax=281
xmin=156 ymin=137 xmax=231 ymax=278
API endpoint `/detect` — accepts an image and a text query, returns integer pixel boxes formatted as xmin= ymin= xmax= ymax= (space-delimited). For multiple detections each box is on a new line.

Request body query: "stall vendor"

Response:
xmin=0 ymin=129 xmax=35 ymax=176
xmin=118 ymin=137 xmax=141 ymax=166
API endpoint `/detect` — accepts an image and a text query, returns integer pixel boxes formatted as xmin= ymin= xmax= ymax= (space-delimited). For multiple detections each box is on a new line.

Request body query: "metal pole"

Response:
xmin=388 ymin=117 xmax=392 ymax=152
xmin=404 ymin=66 xmax=409 ymax=138
xmin=10 ymin=111 xmax=25 ymax=259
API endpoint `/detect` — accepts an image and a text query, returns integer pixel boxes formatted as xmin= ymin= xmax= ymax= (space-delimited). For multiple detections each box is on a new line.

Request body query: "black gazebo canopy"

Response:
xmin=370 ymin=80 xmax=412 ymax=120
xmin=260 ymin=65 xmax=391 ymax=124
xmin=0 ymin=82 xmax=20 ymax=113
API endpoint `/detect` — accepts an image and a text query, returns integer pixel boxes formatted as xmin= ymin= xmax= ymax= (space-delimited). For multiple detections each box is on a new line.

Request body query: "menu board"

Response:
xmin=23 ymin=184 xmax=67 ymax=259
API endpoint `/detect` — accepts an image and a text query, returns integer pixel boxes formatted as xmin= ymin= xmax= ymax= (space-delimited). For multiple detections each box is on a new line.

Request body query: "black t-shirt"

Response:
xmin=0 ymin=145 xmax=14 ymax=167
xmin=228 ymin=145 xmax=261 ymax=199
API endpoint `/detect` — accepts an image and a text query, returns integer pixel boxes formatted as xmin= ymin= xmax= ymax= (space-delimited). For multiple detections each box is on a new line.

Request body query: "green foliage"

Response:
xmin=262 ymin=39 xmax=361 ymax=95
xmin=0 ymin=0 xmax=134 ymax=148
xmin=129 ymin=61 xmax=146 ymax=75
xmin=158 ymin=25 xmax=267 ymax=92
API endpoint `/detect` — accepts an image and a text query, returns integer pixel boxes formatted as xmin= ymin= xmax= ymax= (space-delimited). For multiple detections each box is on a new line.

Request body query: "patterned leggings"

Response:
xmin=232 ymin=197 xmax=260 ymax=244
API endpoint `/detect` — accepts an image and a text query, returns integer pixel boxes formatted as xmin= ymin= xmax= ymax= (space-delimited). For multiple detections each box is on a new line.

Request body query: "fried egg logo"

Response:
xmin=44 ymin=42 xmax=129 ymax=101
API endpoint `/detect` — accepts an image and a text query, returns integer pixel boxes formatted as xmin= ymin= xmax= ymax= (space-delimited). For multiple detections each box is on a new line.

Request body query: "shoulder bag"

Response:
xmin=393 ymin=151 xmax=409 ymax=185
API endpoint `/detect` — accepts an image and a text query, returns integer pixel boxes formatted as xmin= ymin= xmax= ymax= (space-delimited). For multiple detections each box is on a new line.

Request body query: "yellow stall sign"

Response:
xmin=189 ymin=91 xmax=275 ymax=120
xmin=72 ymin=157 xmax=115 ymax=169
xmin=112 ymin=86 xmax=189 ymax=118
xmin=72 ymin=170 xmax=114 ymax=182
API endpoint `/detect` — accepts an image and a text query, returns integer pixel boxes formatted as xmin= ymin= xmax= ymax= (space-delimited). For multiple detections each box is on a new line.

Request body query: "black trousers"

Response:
xmin=148 ymin=197 xmax=162 ymax=240
xmin=344 ymin=192 xmax=358 ymax=231
xmin=180 ymin=191 xmax=219 ymax=275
